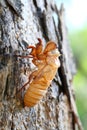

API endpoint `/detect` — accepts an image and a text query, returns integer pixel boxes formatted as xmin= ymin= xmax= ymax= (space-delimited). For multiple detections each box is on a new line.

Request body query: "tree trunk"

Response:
xmin=0 ymin=0 xmax=83 ymax=130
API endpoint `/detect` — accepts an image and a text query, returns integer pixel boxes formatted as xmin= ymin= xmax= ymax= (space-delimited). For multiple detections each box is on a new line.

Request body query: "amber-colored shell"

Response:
xmin=24 ymin=39 xmax=60 ymax=107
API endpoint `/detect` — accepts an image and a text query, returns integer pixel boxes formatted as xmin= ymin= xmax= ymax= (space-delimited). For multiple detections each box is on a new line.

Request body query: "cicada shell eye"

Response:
xmin=44 ymin=42 xmax=57 ymax=53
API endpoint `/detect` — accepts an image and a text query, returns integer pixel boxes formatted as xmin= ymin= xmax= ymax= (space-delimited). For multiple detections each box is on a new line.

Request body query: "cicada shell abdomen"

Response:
xmin=24 ymin=52 xmax=60 ymax=107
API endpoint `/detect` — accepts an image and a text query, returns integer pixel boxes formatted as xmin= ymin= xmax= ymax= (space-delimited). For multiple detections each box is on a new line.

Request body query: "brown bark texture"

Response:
xmin=0 ymin=0 xmax=83 ymax=130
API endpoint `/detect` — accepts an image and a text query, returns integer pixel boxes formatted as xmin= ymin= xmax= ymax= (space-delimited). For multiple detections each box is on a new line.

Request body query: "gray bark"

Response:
xmin=0 ymin=0 xmax=83 ymax=130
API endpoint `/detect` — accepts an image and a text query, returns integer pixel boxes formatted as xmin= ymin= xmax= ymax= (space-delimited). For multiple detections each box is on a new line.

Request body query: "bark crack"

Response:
xmin=38 ymin=11 xmax=49 ymax=41
xmin=33 ymin=0 xmax=49 ymax=41
xmin=33 ymin=0 xmax=38 ymax=9
xmin=6 ymin=0 xmax=23 ymax=19
xmin=3 ymin=74 xmax=9 ymax=99
xmin=11 ymin=113 xmax=14 ymax=130
xmin=44 ymin=0 xmax=48 ymax=9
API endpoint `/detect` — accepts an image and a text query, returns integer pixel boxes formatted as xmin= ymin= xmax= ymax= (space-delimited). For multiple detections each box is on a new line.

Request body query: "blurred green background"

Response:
xmin=56 ymin=0 xmax=87 ymax=129
xmin=69 ymin=27 xmax=87 ymax=130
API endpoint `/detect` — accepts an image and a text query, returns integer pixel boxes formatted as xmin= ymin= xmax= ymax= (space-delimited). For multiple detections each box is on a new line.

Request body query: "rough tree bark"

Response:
xmin=0 ymin=0 xmax=83 ymax=130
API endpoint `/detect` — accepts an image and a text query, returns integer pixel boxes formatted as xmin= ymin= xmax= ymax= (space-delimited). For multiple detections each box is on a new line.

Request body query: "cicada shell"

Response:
xmin=19 ymin=38 xmax=60 ymax=107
